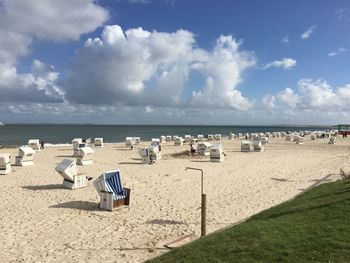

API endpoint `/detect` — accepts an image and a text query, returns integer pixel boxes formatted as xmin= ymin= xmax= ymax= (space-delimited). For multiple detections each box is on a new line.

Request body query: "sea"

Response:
xmin=0 ymin=124 xmax=333 ymax=147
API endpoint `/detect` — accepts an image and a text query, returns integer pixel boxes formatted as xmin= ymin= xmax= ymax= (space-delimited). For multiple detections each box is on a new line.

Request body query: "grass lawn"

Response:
xmin=150 ymin=179 xmax=350 ymax=262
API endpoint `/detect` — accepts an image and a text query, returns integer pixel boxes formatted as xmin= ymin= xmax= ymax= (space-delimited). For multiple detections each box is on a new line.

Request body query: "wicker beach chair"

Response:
xmin=55 ymin=159 xmax=87 ymax=189
xmin=94 ymin=170 xmax=131 ymax=211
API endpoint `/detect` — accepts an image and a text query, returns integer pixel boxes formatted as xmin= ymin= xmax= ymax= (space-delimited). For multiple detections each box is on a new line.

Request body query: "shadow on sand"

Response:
xmin=119 ymin=161 xmax=143 ymax=165
xmin=49 ymin=201 xmax=101 ymax=212
xmin=23 ymin=184 xmax=65 ymax=190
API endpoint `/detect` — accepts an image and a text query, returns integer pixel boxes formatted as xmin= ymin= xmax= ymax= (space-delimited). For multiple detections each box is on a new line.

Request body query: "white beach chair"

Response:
xmin=94 ymin=170 xmax=131 ymax=211
xmin=175 ymin=137 xmax=184 ymax=146
xmin=139 ymin=145 xmax=161 ymax=164
xmin=295 ymin=136 xmax=304 ymax=144
xmin=55 ymin=159 xmax=87 ymax=189
xmin=197 ymin=134 xmax=204 ymax=142
xmin=125 ymin=137 xmax=135 ymax=147
xmin=229 ymin=133 xmax=235 ymax=140
xmin=28 ymin=139 xmax=40 ymax=151
xmin=261 ymin=136 xmax=269 ymax=145
xmin=160 ymin=136 xmax=166 ymax=143
xmin=210 ymin=144 xmax=224 ymax=162
xmin=184 ymin=135 xmax=192 ymax=143
xmin=207 ymin=134 xmax=214 ymax=141
xmin=241 ymin=140 xmax=251 ymax=152
xmin=166 ymin=135 xmax=172 ymax=142
xmin=151 ymin=138 xmax=160 ymax=146
xmin=252 ymin=140 xmax=264 ymax=152
xmin=72 ymin=138 xmax=82 ymax=153
xmin=197 ymin=142 xmax=212 ymax=156
xmin=76 ymin=146 xmax=95 ymax=165
xmin=285 ymin=134 xmax=292 ymax=141
xmin=0 ymin=153 xmax=11 ymax=175
xmin=329 ymin=136 xmax=336 ymax=144
xmin=134 ymin=137 xmax=141 ymax=145
xmin=15 ymin=145 xmax=35 ymax=166
xmin=214 ymin=134 xmax=222 ymax=141
xmin=94 ymin=138 xmax=104 ymax=148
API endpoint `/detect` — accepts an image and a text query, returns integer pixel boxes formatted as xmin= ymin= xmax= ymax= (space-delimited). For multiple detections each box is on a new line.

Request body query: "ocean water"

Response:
xmin=0 ymin=124 xmax=331 ymax=146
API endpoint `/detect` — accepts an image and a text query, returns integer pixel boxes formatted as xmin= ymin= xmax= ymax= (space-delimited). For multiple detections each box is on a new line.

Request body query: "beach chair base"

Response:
xmin=0 ymin=165 xmax=11 ymax=175
xmin=62 ymin=175 xmax=86 ymax=189
xmin=253 ymin=147 xmax=264 ymax=152
xmin=99 ymin=188 xmax=131 ymax=211
xmin=241 ymin=148 xmax=251 ymax=152
xmin=15 ymin=156 xmax=34 ymax=166
xmin=210 ymin=156 xmax=224 ymax=162
xmin=77 ymin=159 xmax=93 ymax=166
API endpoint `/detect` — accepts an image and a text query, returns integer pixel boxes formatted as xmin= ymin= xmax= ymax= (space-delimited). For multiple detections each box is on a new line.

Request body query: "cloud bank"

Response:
xmin=63 ymin=25 xmax=256 ymax=111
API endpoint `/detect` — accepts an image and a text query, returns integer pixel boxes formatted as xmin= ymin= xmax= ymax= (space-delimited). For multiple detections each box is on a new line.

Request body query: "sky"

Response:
xmin=0 ymin=0 xmax=349 ymax=125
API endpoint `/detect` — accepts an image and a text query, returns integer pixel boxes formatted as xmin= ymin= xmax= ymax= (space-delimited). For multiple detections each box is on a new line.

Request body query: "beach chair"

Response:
xmin=207 ymin=134 xmax=214 ymax=141
xmin=94 ymin=170 xmax=131 ymax=211
xmin=125 ymin=137 xmax=135 ymax=147
xmin=151 ymin=138 xmax=160 ymax=145
xmin=184 ymin=135 xmax=192 ymax=143
xmin=0 ymin=153 xmax=11 ymax=175
xmin=295 ymin=136 xmax=304 ymax=144
xmin=197 ymin=142 xmax=211 ymax=155
xmin=241 ymin=140 xmax=251 ymax=152
xmin=15 ymin=145 xmax=35 ymax=166
xmin=214 ymin=134 xmax=222 ymax=141
xmin=94 ymin=138 xmax=104 ymax=148
xmin=252 ymin=140 xmax=264 ymax=152
xmin=76 ymin=146 xmax=94 ymax=165
xmin=261 ymin=136 xmax=269 ymax=145
xmin=55 ymin=159 xmax=87 ymax=189
xmin=329 ymin=136 xmax=336 ymax=144
xmin=28 ymin=139 xmax=40 ymax=151
xmin=175 ymin=137 xmax=184 ymax=146
xmin=197 ymin=134 xmax=204 ymax=142
xmin=160 ymin=136 xmax=166 ymax=143
xmin=210 ymin=144 xmax=224 ymax=162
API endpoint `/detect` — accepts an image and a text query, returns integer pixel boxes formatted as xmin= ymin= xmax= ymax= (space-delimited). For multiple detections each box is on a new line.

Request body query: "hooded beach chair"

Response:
xmin=0 ymin=153 xmax=11 ymax=175
xmin=15 ymin=145 xmax=35 ymax=166
xmin=28 ymin=139 xmax=40 ymax=151
xmin=94 ymin=170 xmax=131 ymax=211
xmin=55 ymin=159 xmax=87 ymax=189
xmin=94 ymin=137 xmax=104 ymax=148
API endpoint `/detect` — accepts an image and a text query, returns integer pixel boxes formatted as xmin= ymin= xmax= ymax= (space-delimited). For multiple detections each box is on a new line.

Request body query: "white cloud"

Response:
xmin=262 ymin=94 xmax=276 ymax=109
xmin=64 ymin=25 xmax=256 ymax=111
xmin=301 ymin=25 xmax=317 ymax=40
xmin=0 ymin=59 xmax=64 ymax=102
xmin=328 ymin=47 xmax=347 ymax=57
xmin=277 ymin=87 xmax=301 ymax=109
xmin=188 ymin=35 xmax=256 ymax=110
xmin=0 ymin=0 xmax=109 ymax=104
xmin=281 ymin=35 xmax=289 ymax=44
xmin=272 ymin=79 xmax=350 ymax=111
xmin=264 ymin=58 xmax=297 ymax=70
xmin=0 ymin=0 xmax=109 ymax=41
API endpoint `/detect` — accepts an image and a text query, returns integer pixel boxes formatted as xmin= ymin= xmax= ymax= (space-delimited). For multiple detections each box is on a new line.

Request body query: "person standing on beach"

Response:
xmin=40 ymin=139 xmax=45 ymax=149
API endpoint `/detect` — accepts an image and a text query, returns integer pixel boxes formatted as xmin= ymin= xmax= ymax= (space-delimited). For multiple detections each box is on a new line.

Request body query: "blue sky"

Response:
xmin=0 ymin=0 xmax=349 ymax=125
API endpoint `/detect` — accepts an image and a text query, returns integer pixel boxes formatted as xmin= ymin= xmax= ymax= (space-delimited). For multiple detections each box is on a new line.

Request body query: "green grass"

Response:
xmin=150 ymin=180 xmax=350 ymax=262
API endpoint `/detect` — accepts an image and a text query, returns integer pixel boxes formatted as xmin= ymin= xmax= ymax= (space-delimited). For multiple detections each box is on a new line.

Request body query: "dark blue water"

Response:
xmin=0 ymin=124 xmax=331 ymax=146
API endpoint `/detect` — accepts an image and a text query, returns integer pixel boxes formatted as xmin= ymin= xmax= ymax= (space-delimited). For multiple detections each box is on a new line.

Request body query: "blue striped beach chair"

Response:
xmin=94 ymin=170 xmax=131 ymax=211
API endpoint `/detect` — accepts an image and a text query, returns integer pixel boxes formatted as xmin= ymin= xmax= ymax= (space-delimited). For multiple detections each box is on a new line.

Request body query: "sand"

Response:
xmin=0 ymin=136 xmax=349 ymax=262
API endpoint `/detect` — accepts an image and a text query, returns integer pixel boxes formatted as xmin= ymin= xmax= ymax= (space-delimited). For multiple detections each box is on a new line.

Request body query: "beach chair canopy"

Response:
xmin=55 ymin=159 xmax=78 ymax=181
xmin=19 ymin=145 xmax=35 ymax=158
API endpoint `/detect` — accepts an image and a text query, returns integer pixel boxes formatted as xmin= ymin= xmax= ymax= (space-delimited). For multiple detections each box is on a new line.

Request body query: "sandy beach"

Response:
xmin=0 ymin=136 xmax=348 ymax=262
